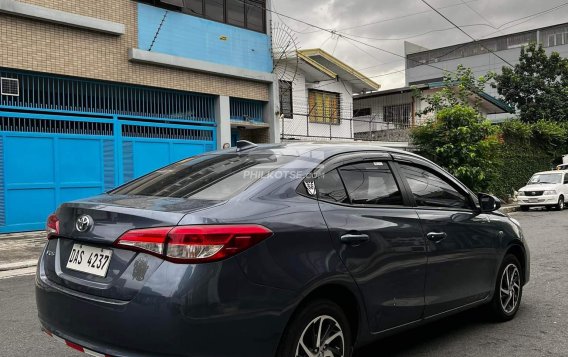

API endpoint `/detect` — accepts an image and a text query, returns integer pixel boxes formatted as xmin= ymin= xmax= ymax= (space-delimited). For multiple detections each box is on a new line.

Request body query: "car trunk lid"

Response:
xmin=43 ymin=194 xmax=221 ymax=301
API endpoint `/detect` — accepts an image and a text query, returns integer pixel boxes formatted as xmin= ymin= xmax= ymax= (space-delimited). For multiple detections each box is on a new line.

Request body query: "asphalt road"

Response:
xmin=1 ymin=209 xmax=567 ymax=357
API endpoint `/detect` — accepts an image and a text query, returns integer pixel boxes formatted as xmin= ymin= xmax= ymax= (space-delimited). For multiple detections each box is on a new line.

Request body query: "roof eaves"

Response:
xmin=297 ymin=51 xmax=337 ymax=79
xmin=299 ymin=48 xmax=381 ymax=91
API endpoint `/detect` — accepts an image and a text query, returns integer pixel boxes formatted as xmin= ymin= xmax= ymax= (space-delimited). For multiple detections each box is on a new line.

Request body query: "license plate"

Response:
xmin=528 ymin=198 xmax=538 ymax=203
xmin=66 ymin=244 xmax=113 ymax=277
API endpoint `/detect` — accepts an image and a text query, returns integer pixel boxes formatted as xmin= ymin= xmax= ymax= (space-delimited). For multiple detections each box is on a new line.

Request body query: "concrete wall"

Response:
xmin=138 ymin=3 xmax=272 ymax=73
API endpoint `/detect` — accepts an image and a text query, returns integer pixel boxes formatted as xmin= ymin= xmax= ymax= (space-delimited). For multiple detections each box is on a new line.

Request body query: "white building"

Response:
xmin=404 ymin=22 xmax=568 ymax=120
xmin=352 ymin=82 xmax=512 ymax=141
xmin=277 ymin=49 xmax=380 ymax=141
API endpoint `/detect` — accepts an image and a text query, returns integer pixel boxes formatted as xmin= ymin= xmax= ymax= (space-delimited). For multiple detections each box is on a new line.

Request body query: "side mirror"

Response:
xmin=478 ymin=193 xmax=502 ymax=213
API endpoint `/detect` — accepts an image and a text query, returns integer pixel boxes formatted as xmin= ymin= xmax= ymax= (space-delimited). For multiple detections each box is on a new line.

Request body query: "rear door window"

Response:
xmin=399 ymin=163 xmax=471 ymax=209
xmin=338 ymin=162 xmax=404 ymax=206
xmin=111 ymin=153 xmax=293 ymax=200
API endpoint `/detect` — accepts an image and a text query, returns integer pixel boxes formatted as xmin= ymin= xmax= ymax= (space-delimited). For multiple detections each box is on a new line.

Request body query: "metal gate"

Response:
xmin=0 ymin=112 xmax=215 ymax=233
xmin=0 ymin=69 xmax=217 ymax=233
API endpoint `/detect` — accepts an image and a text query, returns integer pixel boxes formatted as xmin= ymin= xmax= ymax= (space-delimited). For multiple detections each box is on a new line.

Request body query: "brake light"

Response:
xmin=46 ymin=214 xmax=59 ymax=238
xmin=114 ymin=225 xmax=273 ymax=263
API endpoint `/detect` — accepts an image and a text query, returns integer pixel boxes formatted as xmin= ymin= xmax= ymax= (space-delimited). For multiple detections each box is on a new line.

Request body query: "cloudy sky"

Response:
xmin=272 ymin=0 xmax=568 ymax=89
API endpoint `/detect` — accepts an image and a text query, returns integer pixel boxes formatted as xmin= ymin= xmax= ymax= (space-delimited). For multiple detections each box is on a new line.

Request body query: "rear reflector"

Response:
xmin=46 ymin=214 xmax=59 ymax=238
xmin=43 ymin=327 xmax=109 ymax=357
xmin=114 ymin=225 xmax=272 ymax=264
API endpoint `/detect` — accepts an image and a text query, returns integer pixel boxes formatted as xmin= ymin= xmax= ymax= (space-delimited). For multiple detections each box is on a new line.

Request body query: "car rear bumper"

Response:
xmin=36 ymin=252 xmax=295 ymax=357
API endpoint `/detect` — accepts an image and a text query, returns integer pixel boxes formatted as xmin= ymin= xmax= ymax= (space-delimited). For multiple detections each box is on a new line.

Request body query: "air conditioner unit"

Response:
xmin=1 ymin=78 xmax=19 ymax=96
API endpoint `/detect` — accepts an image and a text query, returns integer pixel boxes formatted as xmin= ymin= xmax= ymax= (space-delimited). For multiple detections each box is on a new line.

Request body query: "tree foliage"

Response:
xmin=411 ymin=105 xmax=499 ymax=192
xmin=493 ymin=43 xmax=568 ymax=123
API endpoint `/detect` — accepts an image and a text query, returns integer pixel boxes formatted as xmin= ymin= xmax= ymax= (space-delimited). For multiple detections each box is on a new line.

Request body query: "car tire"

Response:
xmin=556 ymin=196 xmax=565 ymax=211
xmin=487 ymin=254 xmax=523 ymax=322
xmin=520 ymin=206 xmax=529 ymax=212
xmin=276 ymin=299 xmax=353 ymax=357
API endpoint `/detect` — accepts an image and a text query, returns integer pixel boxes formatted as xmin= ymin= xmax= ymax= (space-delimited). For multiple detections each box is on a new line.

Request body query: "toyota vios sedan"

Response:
xmin=36 ymin=142 xmax=530 ymax=357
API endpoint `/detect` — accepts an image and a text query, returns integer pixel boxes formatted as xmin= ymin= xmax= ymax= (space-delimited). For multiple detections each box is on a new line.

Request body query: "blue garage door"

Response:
xmin=0 ymin=69 xmax=217 ymax=233
xmin=0 ymin=113 xmax=215 ymax=233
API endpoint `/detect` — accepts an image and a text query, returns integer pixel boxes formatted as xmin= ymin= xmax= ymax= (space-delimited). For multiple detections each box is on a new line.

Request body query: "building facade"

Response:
xmin=0 ymin=0 xmax=276 ymax=232
xmin=353 ymin=83 xmax=512 ymax=142
xmin=278 ymin=49 xmax=380 ymax=142
xmin=405 ymin=22 xmax=568 ymax=119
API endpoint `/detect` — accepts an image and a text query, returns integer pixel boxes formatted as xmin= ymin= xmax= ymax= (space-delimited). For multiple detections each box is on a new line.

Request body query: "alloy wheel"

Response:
xmin=559 ymin=197 xmax=565 ymax=210
xmin=295 ymin=315 xmax=345 ymax=357
xmin=499 ymin=263 xmax=521 ymax=314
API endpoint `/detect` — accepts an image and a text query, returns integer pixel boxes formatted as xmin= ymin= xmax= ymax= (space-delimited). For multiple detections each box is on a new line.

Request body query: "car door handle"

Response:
xmin=426 ymin=232 xmax=447 ymax=243
xmin=340 ymin=233 xmax=370 ymax=245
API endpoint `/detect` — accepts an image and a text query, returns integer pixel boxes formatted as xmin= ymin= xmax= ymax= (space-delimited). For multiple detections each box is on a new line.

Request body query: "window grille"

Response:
xmin=0 ymin=69 xmax=215 ymax=123
xmin=121 ymin=124 xmax=213 ymax=141
xmin=0 ymin=117 xmax=113 ymax=136
xmin=230 ymin=98 xmax=264 ymax=122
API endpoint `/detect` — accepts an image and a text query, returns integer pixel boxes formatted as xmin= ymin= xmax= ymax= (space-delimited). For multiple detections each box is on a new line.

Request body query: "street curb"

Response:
xmin=500 ymin=205 xmax=520 ymax=214
xmin=0 ymin=259 xmax=38 ymax=272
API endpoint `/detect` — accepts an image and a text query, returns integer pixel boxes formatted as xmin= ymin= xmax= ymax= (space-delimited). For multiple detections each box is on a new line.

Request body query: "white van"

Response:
xmin=518 ymin=170 xmax=568 ymax=211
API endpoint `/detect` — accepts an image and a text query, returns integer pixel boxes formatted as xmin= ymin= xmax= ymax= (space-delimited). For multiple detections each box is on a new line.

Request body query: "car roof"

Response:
xmin=222 ymin=142 xmax=418 ymax=160
xmin=534 ymin=170 xmax=566 ymax=175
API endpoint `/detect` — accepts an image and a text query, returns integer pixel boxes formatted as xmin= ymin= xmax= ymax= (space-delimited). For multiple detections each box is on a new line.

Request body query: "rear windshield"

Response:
xmin=110 ymin=153 xmax=294 ymax=200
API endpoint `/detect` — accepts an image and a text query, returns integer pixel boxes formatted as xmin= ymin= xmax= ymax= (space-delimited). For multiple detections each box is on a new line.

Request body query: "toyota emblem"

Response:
xmin=75 ymin=215 xmax=94 ymax=233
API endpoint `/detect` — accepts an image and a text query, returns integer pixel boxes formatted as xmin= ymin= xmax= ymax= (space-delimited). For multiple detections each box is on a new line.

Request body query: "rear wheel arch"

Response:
xmin=282 ymin=283 xmax=362 ymax=349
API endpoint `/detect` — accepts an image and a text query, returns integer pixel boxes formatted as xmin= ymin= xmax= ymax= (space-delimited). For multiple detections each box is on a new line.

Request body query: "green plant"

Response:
xmin=411 ymin=105 xmax=499 ymax=192
xmin=493 ymin=43 xmax=568 ymax=123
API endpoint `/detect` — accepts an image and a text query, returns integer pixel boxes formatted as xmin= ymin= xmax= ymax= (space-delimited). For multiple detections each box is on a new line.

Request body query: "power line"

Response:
xmin=418 ymin=1 xmax=568 ymax=68
xmin=268 ymin=0 xmax=568 ymax=90
xmin=342 ymin=23 xmax=496 ymax=42
xmin=419 ymin=0 xmax=515 ymax=67
xmin=240 ymin=0 xmax=455 ymax=75
xmin=459 ymin=0 xmax=501 ymax=33
xmin=330 ymin=0 xmax=481 ymax=33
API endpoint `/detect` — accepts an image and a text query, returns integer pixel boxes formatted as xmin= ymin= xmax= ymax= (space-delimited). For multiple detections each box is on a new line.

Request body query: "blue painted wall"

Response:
xmin=138 ymin=3 xmax=272 ymax=73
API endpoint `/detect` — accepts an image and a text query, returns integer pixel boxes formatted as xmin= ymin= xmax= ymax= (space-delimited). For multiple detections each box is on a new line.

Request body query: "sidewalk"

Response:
xmin=500 ymin=204 xmax=520 ymax=214
xmin=0 ymin=231 xmax=45 ymax=272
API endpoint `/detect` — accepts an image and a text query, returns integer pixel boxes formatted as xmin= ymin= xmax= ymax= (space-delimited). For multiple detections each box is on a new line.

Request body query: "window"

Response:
xmin=111 ymin=153 xmax=292 ymax=200
xmin=564 ymin=174 xmax=568 ymax=185
xmin=528 ymin=173 xmax=562 ymax=185
xmin=308 ymin=90 xmax=340 ymax=125
xmin=204 ymin=0 xmax=224 ymax=22
xmin=399 ymin=164 xmax=470 ymax=209
xmin=182 ymin=0 xmax=204 ymax=15
xmin=383 ymin=103 xmax=411 ymax=125
xmin=279 ymin=80 xmax=293 ymax=119
xmin=138 ymin=0 xmax=266 ymax=33
xmin=317 ymin=169 xmax=348 ymax=203
xmin=353 ymin=108 xmax=371 ymax=117
xmin=339 ymin=162 xmax=403 ymax=206
xmin=226 ymin=0 xmax=244 ymax=27
xmin=245 ymin=0 xmax=265 ymax=32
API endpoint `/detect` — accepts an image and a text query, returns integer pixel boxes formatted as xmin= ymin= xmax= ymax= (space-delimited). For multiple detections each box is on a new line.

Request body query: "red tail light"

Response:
xmin=114 ymin=225 xmax=273 ymax=263
xmin=46 ymin=214 xmax=59 ymax=238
